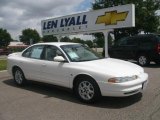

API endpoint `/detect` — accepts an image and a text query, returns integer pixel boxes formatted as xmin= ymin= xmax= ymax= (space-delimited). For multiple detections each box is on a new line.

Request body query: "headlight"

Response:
xmin=108 ymin=75 xmax=138 ymax=83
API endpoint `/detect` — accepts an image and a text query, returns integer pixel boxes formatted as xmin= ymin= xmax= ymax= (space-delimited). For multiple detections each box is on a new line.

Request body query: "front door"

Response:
xmin=40 ymin=45 xmax=70 ymax=88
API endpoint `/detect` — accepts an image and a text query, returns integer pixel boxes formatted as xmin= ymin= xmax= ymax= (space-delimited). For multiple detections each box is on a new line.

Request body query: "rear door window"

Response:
xmin=30 ymin=46 xmax=44 ymax=59
xmin=22 ymin=45 xmax=44 ymax=59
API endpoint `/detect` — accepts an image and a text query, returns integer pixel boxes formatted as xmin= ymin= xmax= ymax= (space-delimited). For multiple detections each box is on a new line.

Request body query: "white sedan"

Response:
xmin=7 ymin=42 xmax=148 ymax=103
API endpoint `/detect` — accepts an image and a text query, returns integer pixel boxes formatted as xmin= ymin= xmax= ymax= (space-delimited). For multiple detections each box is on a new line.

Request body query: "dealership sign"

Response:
xmin=41 ymin=4 xmax=135 ymax=36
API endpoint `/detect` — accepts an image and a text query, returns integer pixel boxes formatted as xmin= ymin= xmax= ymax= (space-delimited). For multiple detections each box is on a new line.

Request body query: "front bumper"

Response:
xmin=98 ymin=73 xmax=148 ymax=97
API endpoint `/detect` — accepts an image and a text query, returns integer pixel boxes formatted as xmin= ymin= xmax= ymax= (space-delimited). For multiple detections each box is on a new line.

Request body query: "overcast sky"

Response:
xmin=0 ymin=0 xmax=94 ymax=40
xmin=1 ymin=0 xmax=159 ymax=41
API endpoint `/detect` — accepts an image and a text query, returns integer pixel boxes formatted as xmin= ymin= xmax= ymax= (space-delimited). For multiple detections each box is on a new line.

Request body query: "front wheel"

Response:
xmin=137 ymin=55 xmax=150 ymax=66
xmin=74 ymin=77 xmax=101 ymax=103
xmin=13 ymin=68 xmax=26 ymax=86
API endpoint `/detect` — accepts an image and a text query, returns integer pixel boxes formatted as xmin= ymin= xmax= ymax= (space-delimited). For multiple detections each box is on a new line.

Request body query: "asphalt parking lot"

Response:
xmin=0 ymin=64 xmax=160 ymax=120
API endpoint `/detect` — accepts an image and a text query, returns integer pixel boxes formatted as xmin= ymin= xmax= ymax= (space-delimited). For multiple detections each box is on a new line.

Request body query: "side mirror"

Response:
xmin=54 ymin=56 xmax=66 ymax=62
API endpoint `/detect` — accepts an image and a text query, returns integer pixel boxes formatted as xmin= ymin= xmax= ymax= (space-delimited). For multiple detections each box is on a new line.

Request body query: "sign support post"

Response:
xmin=57 ymin=35 xmax=61 ymax=42
xmin=103 ymin=29 xmax=112 ymax=57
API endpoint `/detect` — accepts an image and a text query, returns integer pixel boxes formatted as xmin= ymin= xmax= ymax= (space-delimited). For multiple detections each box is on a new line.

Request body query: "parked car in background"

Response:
xmin=0 ymin=48 xmax=10 ymax=55
xmin=108 ymin=34 xmax=160 ymax=66
xmin=7 ymin=42 xmax=148 ymax=103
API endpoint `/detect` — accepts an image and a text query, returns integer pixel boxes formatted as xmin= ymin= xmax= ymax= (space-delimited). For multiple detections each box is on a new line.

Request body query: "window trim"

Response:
xmin=22 ymin=44 xmax=69 ymax=62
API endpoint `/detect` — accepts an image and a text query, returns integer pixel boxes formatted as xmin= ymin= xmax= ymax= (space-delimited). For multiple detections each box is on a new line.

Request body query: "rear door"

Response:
xmin=21 ymin=45 xmax=45 ymax=81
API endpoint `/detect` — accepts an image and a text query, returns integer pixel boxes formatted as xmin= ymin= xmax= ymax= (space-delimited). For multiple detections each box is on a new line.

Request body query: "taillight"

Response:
xmin=157 ymin=44 xmax=160 ymax=53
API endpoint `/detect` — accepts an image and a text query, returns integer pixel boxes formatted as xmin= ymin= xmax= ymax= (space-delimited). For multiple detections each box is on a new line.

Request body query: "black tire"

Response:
xmin=13 ymin=68 xmax=26 ymax=86
xmin=137 ymin=55 xmax=150 ymax=66
xmin=74 ymin=76 xmax=101 ymax=103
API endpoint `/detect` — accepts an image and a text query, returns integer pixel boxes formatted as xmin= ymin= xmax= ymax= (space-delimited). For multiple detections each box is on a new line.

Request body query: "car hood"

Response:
xmin=76 ymin=58 xmax=144 ymax=77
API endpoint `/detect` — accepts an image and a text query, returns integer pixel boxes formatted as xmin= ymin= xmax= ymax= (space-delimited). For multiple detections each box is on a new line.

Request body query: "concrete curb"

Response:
xmin=0 ymin=70 xmax=7 ymax=72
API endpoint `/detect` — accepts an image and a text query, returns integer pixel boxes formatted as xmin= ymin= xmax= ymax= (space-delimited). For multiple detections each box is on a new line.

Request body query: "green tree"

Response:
xmin=61 ymin=36 xmax=94 ymax=47
xmin=92 ymin=0 xmax=160 ymax=40
xmin=60 ymin=36 xmax=71 ymax=42
xmin=84 ymin=40 xmax=93 ymax=48
xmin=42 ymin=35 xmax=58 ymax=42
xmin=71 ymin=37 xmax=85 ymax=44
xmin=19 ymin=28 xmax=40 ymax=45
xmin=0 ymin=28 xmax=12 ymax=47
xmin=93 ymin=33 xmax=104 ymax=47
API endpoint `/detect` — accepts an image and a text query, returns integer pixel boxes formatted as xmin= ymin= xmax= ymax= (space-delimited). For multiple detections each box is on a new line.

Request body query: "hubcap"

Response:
xmin=139 ymin=56 xmax=147 ymax=65
xmin=15 ymin=70 xmax=23 ymax=84
xmin=78 ymin=81 xmax=94 ymax=100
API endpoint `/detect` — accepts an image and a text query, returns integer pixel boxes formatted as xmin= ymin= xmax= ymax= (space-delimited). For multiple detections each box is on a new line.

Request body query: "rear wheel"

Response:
xmin=137 ymin=55 xmax=150 ymax=66
xmin=74 ymin=76 xmax=101 ymax=103
xmin=13 ymin=68 xmax=26 ymax=86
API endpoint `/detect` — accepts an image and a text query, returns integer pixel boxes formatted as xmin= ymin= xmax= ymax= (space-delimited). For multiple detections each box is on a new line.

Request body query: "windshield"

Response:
xmin=61 ymin=44 xmax=103 ymax=62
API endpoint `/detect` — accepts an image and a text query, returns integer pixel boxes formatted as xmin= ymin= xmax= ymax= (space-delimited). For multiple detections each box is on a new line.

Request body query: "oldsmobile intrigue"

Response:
xmin=7 ymin=42 xmax=148 ymax=103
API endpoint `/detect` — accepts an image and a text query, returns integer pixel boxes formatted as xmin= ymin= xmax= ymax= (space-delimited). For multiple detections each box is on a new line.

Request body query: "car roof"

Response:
xmin=33 ymin=42 xmax=79 ymax=47
xmin=134 ymin=34 xmax=159 ymax=37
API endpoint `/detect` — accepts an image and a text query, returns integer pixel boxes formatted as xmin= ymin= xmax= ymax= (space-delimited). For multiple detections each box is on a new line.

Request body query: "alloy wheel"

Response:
xmin=78 ymin=81 xmax=95 ymax=100
xmin=15 ymin=70 xmax=23 ymax=84
xmin=138 ymin=55 xmax=149 ymax=66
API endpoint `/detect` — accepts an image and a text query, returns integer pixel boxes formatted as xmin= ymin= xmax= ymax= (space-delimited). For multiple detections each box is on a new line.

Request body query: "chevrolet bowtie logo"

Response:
xmin=96 ymin=11 xmax=128 ymax=25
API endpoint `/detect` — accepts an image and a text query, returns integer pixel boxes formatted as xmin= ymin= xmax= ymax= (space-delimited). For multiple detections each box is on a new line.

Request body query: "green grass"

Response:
xmin=0 ymin=60 xmax=7 ymax=71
